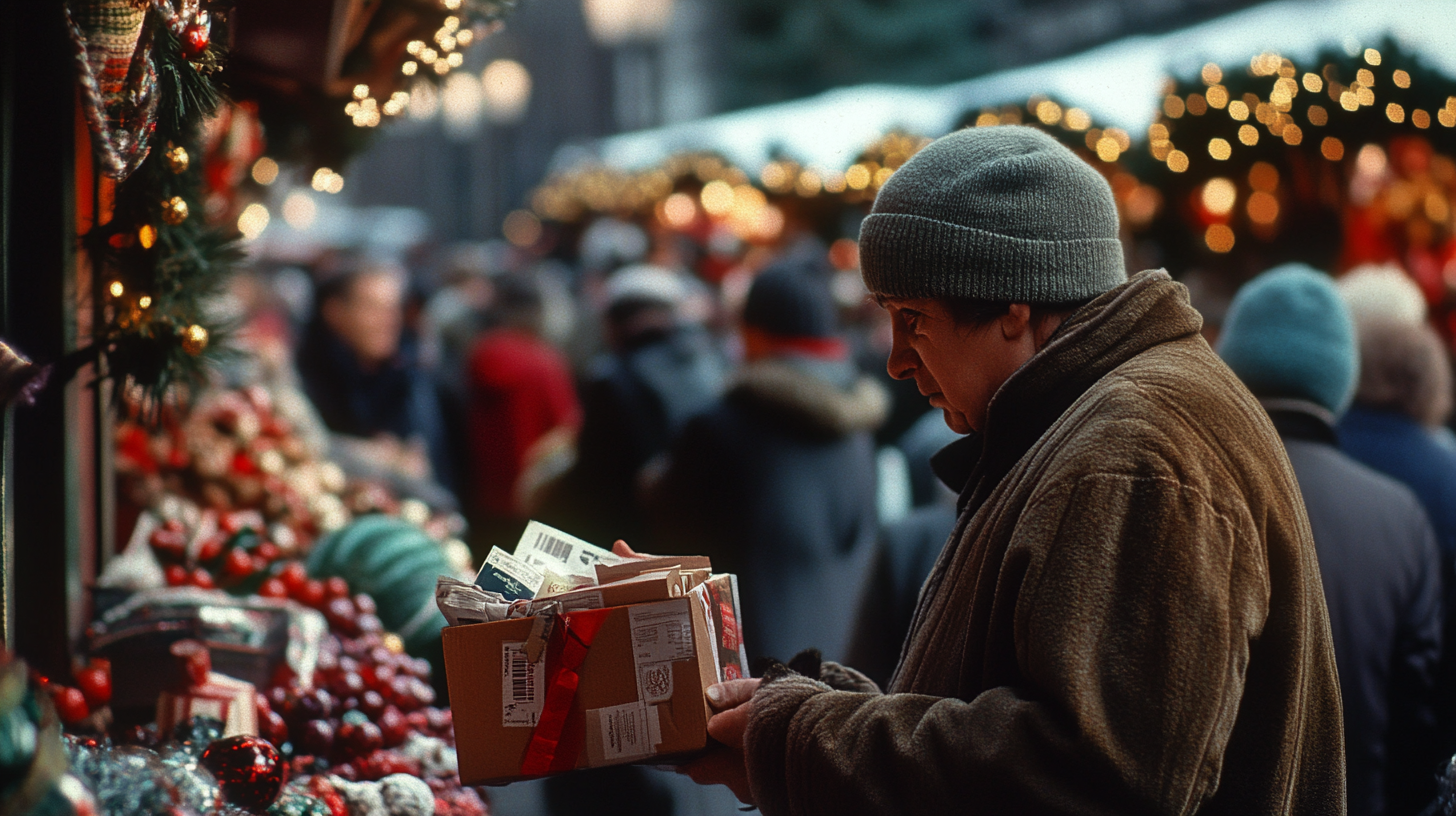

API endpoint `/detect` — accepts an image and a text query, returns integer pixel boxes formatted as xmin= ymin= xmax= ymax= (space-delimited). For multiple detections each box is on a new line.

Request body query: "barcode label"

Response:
xmin=513 ymin=520 xmax=625 ymax=573
xmin=501 ymin=641 xmax=543 ymax=727
xmin=536 ymin=532 xmax=572 ymax=562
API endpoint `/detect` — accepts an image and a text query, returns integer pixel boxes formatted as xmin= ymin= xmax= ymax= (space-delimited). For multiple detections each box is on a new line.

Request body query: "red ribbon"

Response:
xmin=519 ymin=608 xmax=610 ymax=777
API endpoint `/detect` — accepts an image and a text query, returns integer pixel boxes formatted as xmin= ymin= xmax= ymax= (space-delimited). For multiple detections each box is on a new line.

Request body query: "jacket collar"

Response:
xmin=935 ymin=269 xmax=1204 ymax=512
xmin=1261 ymin=398 xmax=1339 ymax=445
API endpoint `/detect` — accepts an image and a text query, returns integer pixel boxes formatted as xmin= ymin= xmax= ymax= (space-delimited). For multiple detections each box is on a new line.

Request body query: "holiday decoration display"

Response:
xmin=62 ymin=0 xmax=240 ymax=413
xmin=200 ymin=735 xmax=288 ymax=812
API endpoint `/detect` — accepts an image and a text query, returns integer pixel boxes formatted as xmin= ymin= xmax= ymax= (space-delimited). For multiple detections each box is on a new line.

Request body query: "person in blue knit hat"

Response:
xmin=1219 ymin=263 xmax=1444 ymax=816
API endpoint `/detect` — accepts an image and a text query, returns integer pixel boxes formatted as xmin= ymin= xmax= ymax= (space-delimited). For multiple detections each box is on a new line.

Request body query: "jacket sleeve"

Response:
xmin=743 ymin=472 xmax=1271 ymax=816
xmin=1384 ymin=510 xmax=1444 ymax=814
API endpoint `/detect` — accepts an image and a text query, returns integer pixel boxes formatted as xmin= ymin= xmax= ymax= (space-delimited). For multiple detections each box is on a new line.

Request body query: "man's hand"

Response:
xmin=611 ymin=540 xmax=649 ymax=560
xmin=681 ymin=678 xmax=761 ymax=805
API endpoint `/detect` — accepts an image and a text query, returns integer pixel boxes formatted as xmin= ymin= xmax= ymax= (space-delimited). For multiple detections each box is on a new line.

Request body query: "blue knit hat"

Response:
xmin=1217 ymin=264 xmax=1358 ymax=416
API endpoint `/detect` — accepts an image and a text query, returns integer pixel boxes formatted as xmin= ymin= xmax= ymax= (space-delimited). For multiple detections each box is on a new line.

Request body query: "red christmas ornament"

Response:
xmin=181 ymin=23 xmax=210 ymax=60
xmin=74 ymin=660 xmax=112 ymax=709
xmin=200 ymin=735 xmax=288 ymax=814
xmin=51 ymin=685 xmax=90 ymax=723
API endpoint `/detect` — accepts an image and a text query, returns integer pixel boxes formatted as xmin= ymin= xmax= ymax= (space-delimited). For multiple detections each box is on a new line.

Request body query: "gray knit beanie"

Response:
xmin=859 ymin=125 xmax=1126 ymax=302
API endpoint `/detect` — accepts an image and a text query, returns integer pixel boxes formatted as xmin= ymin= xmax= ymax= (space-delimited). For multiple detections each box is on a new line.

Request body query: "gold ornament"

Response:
xmin=181 ymin=324 xmax=209 ymax=355
xmin=161 ymin=196 xmax=189 ymax=225
xmin=165 ymin=143 xmax=190 ymax=173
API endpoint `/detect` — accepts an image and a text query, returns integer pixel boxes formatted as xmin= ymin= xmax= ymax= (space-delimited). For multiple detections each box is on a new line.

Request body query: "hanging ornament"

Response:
xmin=64 ymin=0 xmax=160 ymax=179
xmin=199 ymin=735 xmax=287 ymax=814
xmin=181 ymin=17 xmax=211 ymax=61
xmin=161 ymin=196 xmax=190 ymax=225
xmin=165 ymin=143 xmax=190 ymax=174
xmin=181 ymin=324 xmax=209 ymax=355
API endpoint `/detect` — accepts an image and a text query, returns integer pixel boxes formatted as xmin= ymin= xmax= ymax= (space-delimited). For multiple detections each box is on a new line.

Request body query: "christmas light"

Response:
xmin=1308 ymin=105 xmax=1328 ymax=126
xmin=1163 ymin=96 xmax=1186 ymax=119
xmin=843 ymin=164 xmax=870 ymax=190
xmin=109 ymin=281 xmax=125 ymax=297
xmin=1321 ymin=137 xmax=1345 ymax=161
xmin=1247 ymin=191 xmax=1279 ymax=225
xmin=700 ymin=180 xmax=733 ymax=215
xmin=1249 ymin=162 xmax=1279 ymax=191
xmin=1206 ymin=86 xmax=1228 ymax=109
xmin=251 ymin=157 xmax=279 ymax=185
xmin=1063 ymin=108 xmax=1092 ymax=130
xmin=1167 ymin=150 xmax=1189 ymax=173
xmin=660 ymin=192 xmax=696 ymax=229
xmin=1238 ymin=125 xmax=1259 ymax=145
xmin=1394 ymin=69 xmax=1411 ymax=89
xmin=1386 ymin=103 xmax=1405 ymax=123
xmin=238 ymin=204 xmax=270 ymax=240
xmin=1201 ymin=63 xmax=1223 ymax=85
xmin=1205 ymin=224 xmax=1235 ymax=253
xmin=138 ymin=296 xmax=152 ymax=308
xmin=1208 ymin=138 xmax=1232 ymax=160
xmin=796 ymin=169 xmax=823 ymax=196
xmin=1228 ymin=100 xmax=1249 ymax=121
xmin=1413 ymin=110 xmax=1431 ymax=129
xmin=1302 ymin=73 xmax=1323 ymax=93
xmin=1364 ymin=48 xmax=1381 ymax=66
xmin=1202 ymin=178 xmax=1236 ymax=215
xmin=138 ymin=224 xmax=157 ymax=248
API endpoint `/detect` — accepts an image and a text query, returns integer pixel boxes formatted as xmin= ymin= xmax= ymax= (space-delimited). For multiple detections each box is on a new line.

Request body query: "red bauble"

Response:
xmin=181 ymin=23 xmax=210 ymax=60
xmin=258 ymin=578 xmax=288 ymax=599
xmin=74 ymin=660 xmax=112 ymax=708
xmin=52 ymin=685 xmax=89 ymax=723
xmin=200 ymin=735 xmax=287 ymax=814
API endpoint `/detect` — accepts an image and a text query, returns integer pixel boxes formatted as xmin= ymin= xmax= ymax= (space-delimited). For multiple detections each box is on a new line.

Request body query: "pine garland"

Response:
xmin=71 ymin=0 xmax=239 ymax=417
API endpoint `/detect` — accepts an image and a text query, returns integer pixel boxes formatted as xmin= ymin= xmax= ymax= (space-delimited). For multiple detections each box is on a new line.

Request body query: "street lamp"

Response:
xmin=481 ymin=58 xmax=532 ymax=125
xmin=581 ymin=0 xmax=674 ymax=132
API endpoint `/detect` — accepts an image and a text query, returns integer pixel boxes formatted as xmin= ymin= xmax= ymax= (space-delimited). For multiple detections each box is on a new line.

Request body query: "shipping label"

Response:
xmin=629 ymin=600 xmax=694 ymax=703
xmin=595 ymin=702 xmax=662 ymax=761
xmin=501 ymin=641 xmax=544 ymax=727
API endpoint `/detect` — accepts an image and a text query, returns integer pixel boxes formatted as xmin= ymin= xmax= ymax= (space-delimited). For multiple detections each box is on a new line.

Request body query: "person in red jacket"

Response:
xmin=465 ymin=272 xmax=580 ymax=553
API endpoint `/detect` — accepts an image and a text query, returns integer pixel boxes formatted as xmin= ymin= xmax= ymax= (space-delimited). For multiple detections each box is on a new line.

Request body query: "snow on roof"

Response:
xmin=587 ymin=0 xmax=1456 ymax=174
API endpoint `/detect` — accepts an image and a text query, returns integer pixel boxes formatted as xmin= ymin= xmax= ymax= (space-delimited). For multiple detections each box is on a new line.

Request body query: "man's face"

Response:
xmin=878 ymin=296 xmax=1033 ymax=434
xmin=326 ymin=272 xmax=405 ymax=366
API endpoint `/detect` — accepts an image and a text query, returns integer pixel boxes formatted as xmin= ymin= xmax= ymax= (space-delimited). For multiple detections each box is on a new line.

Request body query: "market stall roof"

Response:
xmin=584 ymin=0 xmax=1456 ymax=175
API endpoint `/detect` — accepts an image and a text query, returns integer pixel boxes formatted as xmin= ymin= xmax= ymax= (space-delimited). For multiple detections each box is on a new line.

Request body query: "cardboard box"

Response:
xmin=444 ymin=596 xmax=720 ymax=784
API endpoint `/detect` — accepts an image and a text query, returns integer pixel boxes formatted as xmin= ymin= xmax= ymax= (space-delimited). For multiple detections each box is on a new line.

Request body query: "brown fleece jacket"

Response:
xmin=742 ymin=270 xmax=1346 ymax=815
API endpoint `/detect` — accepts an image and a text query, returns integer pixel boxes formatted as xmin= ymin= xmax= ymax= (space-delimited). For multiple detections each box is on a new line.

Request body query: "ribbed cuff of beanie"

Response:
xmin=859 ymin=212 xmax=1127 ymax=302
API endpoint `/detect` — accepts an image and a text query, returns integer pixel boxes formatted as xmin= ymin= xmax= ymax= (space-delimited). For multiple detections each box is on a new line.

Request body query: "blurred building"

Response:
xmin=343 ymin=0 xmax=1275 ymax=241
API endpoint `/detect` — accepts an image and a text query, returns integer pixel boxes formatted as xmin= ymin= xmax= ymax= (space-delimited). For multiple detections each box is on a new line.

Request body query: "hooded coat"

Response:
xmin=648 ymin=355 xmax=887 ymax=665
xmin=741 ymin=270 xmax=1345 ymax=815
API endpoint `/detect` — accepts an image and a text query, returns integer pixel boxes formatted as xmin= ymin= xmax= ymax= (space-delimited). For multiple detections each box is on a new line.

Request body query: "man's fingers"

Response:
xmin=706 ymin=705 xmax=751 ymax=748
xmin=612 ymin=540 xmax=645 ymax=559
xmin=706 ymin=677 xmax=761 ymax=710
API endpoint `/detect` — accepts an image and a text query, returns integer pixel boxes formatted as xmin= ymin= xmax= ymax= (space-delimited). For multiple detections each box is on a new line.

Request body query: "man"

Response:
xmin=464 ymin=271 xmax=580 ymax=554
xmin=682 ymin=126 xmax=1345 ymax=814
xmin=1219 ymin=265 xmax=1442 ymax=816
xmin=647 ymin=262 xmax=885 ymax=665
xmin=295 ymin=261 xmax=452 ymax=504
xmin=539 ymin=264 xmax=727 ymax=547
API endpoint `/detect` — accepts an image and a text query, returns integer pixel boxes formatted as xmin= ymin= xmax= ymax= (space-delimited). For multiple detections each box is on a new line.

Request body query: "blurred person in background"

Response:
xmin=465 ymin=271 xmax=580 ymax=554
xmin=538 ymin=264 xmax=728 ymax=547
xmin=420 ymin=243 xmax=501 ymax=498
xmin=1220 ymin=265 xmax=1443 ymax=816
xmin=647 ymin=262 xmax=886 ymax=665
xmin=1336 ymin=308 xmax=1456 ymax=768
xmin=846 ymin=407 xmax=963 ymax=688
xmin=295 ymin=260 xmax=454 ymax=508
